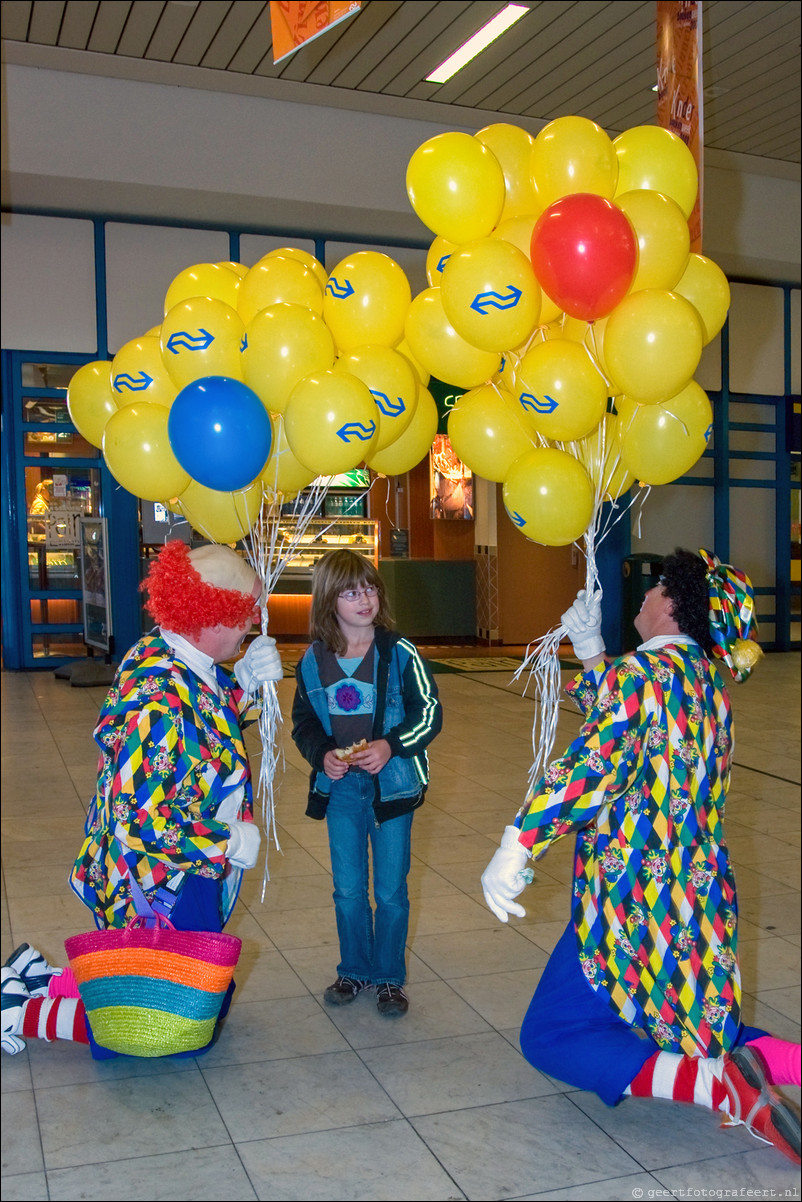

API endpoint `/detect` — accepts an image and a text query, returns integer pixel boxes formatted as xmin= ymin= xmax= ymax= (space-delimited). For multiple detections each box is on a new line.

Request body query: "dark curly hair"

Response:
xmin=659 ymin=548 xmax=713 ymax=656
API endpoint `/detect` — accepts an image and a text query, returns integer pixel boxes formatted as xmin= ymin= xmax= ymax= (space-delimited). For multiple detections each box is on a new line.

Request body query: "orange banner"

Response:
xmin=271 ymin=2 xmax=361 ymax=64
xmin=656 ymin=1 xmax=703 ymax=250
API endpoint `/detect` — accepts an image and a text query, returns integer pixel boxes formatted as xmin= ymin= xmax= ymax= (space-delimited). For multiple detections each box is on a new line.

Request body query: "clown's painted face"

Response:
xmin=197 ymin=578 xmax=261 ymax=663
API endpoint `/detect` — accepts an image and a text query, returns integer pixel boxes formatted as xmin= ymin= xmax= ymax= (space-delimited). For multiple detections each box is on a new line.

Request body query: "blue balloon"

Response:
xmin=168 ymin=376 xmax=272 ymax=493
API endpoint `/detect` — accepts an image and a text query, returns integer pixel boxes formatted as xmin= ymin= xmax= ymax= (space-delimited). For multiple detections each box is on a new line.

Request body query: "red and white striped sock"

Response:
xmin=21 ymin=997 xmax=89 ymax=1044
xmin=627 ymin=1051 xmax=726 ymax=1109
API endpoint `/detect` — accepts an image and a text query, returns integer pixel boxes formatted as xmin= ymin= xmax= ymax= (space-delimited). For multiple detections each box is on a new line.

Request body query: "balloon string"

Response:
xmin=243 ymin=478 xmax=334 ymax=899
xmin=512 ymin=417 xmax=648 ymax=809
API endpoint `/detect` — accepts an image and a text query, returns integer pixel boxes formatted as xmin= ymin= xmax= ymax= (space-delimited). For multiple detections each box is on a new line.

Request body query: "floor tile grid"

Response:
xmin=2 ymin=654 xmax=800 ymax=1201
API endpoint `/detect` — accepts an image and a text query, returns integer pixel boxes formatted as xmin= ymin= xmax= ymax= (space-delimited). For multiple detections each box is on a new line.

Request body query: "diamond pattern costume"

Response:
xmin=518 ymin=639 xmax=740 ymax=1058
xmin=70 ymin=633 xmax=258 ymax=930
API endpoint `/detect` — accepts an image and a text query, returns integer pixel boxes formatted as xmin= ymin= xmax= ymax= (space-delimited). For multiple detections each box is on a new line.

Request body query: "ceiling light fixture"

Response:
xmin=426 ymin=4 xmax=529 ymax=84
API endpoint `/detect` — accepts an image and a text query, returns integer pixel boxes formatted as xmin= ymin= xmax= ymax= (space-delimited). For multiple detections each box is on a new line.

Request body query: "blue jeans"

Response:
xmin=326 ymin=769 xmax=413 ymax=986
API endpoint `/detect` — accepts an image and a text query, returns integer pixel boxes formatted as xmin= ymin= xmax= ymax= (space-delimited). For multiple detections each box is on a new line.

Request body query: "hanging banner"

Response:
xmin=656 ymin=0 xmax=703 ymax=250
xmin=271 ymin=2 xmax=361 ymax=64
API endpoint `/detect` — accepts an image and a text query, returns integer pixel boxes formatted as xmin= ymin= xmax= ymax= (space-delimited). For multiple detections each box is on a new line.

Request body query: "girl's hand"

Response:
xmin=323 ymin=749 xmax=350 ymax=779
xmin=351 ymin=738 xmax=392 ymax=775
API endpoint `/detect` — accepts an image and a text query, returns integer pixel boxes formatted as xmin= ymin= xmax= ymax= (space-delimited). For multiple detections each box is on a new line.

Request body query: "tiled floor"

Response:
xmin=2 ymin=650 xmax=800 ymax=1201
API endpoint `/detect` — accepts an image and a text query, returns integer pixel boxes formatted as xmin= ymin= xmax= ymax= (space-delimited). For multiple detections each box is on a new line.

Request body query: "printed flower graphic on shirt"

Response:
xmin=335 ymin=682 xmax=363 ymax=712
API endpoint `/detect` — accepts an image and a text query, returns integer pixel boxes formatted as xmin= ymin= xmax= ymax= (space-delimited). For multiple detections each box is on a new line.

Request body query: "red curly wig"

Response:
xmin=141 ymin=541 xmax=258 ymax=638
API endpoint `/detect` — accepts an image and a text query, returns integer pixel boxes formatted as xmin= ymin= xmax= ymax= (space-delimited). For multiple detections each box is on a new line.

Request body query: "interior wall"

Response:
xmin=2 ymin=64 xmax=800 ymax=280
xmin=495 ymin=486 xmax=585 ymax=643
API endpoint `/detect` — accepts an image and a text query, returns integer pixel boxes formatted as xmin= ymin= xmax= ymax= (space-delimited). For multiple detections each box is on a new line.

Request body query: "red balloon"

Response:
xmin=530 ymin=194 xmax=637 ymax=322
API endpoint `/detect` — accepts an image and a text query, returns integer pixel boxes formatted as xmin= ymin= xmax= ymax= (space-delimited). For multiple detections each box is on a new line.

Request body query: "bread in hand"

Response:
xmin=334 ymin=738 xmax=369 ymax=764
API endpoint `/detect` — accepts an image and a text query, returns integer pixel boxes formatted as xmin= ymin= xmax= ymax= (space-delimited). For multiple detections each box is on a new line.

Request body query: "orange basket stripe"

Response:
xmin=68 ymin=948 xmax=235 ymax=993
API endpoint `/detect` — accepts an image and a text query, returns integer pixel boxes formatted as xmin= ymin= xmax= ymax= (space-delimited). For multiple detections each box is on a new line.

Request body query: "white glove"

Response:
xmin=561 ymin=588 xmax=605 ymax=663
xmin=481 ymin=826 xmax=533 ymax=923
xmin=235 ymin=635 xmax=283 ymax=693
xmin=226 ymin=819 xmax=261 ymax=870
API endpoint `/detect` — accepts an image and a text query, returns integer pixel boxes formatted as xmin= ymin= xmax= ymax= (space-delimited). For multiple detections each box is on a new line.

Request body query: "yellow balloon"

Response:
xmin=491 ymin=214 xmax=537 ymax=257
xmin=264 ymin=246 xmax=328 ymax=292
xmin=475 ymin=123 xmax=539 ymax=220
xmin=177 ymin=478 xmax=263 ymax=544
xmin=163 ymin=263 xmax=241 ymax=314
xmin=67 ymin=360 xmax=118 ymax=448
xmin=160 ymin=297 xmax=245 ymax=388
xmin=334 ymin=345 xmax=418 ymax=453
xmin=538 ymin=289 xmax=564 ymax=326
xmin=515 ymin=339 xmax=608 ymax=441
xmin=448 ymin=383 xmax=534 ymax=482
xmin=237 ymin=255 xmax=324 ymax=325
xmin=395 ymin=337 xmax=431 ymax=387
xmin=604 ymin=290 xmax=704 ymax=404
xmin=260 ymin=416 xmax=318 ymax=497
xmin=102 ymin=403 xmax=190 ymax=502
xmin=545 ymin=315 xmax=591 ymax=345
xmin=583 ymin=312 xmax=612 ymax=380
xmin=284 ymin=370 xmax=378 ymax=475
xmin=111 ymin=335 xmax=177 ymax=408
xmin=618 ymin=381 xmax=713 ymax=485
xmin=495 ymin=344 xmax=525 ymax=393
xmin=426 ymin=236 xmax=458 ymax=287
xmin=323 ymin=251 xmax=411 ymax=351
xmin=616 ymin=190 xmax=690 ymax=293
xmin=531 ymin=116 xmax=618 ymax=210
xmin=405 ymin=289 xmax=501 ymax=389
xmin=368 ymin=386 xmax=439 ymax=476
xmin=242 ymin=303 xmax=335 ymax=415
xmin=577 ymin=413 xmax=635 ymax=501
xmin=406 ymin=132 xmax=505 ymax=243
xmin=613 ymin=126 xmax=698 ymax=219
xmin=673 ymin=253 xmax=731 ymax=344
xmin=441 ymin=238 xmax=541 ymax=352
xmin=503 ymin=448 xmax=595 ymax=546
xmin=216 ymin=262 xmax=249 ymax=279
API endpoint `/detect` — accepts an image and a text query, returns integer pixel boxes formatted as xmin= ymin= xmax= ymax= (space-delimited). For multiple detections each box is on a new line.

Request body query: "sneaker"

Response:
xmin=720 ymin=1045 xmax=801 ymax=1163
xmin=1 ymin=966 xmax=29 ymax=1055
xmin=4 ymin=943 xmax=62 ymax=998
xmin=323 ymin=976 xmax=372 ymax=1006
xmin=376 ymin=983 xmax=408 ymax=1017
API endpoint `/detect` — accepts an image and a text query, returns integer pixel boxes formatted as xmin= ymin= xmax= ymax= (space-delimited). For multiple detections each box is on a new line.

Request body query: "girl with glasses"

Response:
xmin=292 ymin=549 xmax=442 ymax=1017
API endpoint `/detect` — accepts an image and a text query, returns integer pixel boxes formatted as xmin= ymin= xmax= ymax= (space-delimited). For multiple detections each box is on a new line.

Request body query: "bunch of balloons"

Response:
xmin=405 ymin=116 xmax=731 ymax=546
xmin=67 ymin=248 xmax=441 ymax=543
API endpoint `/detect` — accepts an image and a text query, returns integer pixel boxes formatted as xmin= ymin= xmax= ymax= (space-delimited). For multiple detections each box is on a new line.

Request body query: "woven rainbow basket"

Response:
xmin=64 ymin=924 xmax=242 ymax=1057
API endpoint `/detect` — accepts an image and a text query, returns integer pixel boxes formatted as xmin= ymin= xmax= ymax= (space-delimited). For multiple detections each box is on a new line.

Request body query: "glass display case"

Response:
xmin=274 ymin=518 xmax=378 ymax=594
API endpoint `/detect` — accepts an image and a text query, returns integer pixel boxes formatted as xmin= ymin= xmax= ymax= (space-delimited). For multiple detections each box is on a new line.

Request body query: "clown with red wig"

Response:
xmin=2 ymin=542 xmax=282 ymax=1058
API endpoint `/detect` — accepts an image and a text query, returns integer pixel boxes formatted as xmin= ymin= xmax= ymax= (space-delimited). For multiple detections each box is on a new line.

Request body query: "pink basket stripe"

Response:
xmin=65 ymin=929 xmax=241 ymax=970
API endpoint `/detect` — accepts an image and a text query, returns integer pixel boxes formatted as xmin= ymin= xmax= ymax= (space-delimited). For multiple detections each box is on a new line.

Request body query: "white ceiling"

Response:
xmin=2 ymin=0 xmax=800 ymax=166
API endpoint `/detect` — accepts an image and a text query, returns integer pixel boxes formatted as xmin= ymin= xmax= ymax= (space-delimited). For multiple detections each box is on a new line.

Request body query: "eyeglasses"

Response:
xmin=339 ymin=586 xmax=378 ymax=602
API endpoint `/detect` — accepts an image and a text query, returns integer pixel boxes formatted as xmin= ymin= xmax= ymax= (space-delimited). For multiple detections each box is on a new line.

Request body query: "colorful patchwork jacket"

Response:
xmin=518 ymin=641 xmax=740 ymax=1058
xmin=70 ymin=633 xmax=257 ymax=929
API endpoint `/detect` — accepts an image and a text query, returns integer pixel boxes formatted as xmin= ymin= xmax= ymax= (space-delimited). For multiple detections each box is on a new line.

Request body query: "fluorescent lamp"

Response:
xmin=426 ymin=4 xmax=529 ymax=84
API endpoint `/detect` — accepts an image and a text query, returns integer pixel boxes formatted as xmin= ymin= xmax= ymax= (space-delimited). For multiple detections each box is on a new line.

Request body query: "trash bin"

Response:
xmin=621 ymin=553 xmax=664 ymax=650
